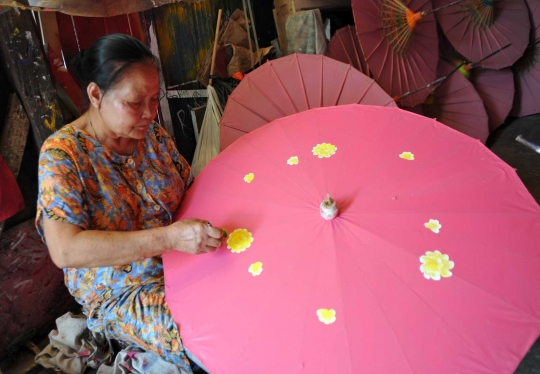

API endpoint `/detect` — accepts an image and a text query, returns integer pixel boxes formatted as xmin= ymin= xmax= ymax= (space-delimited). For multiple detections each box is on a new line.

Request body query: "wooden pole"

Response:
xmin=209 ymin=9 xmax=223 ymax=87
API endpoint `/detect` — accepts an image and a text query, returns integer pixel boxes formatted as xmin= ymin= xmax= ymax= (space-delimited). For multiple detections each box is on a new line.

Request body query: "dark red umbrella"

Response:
xmin=438 ymin=30 xmax=514 ymax=131
xmin=407 ymin=60 xmax=489 ymax=142
xmin=0 ymin=154 xmax=24 ymax=222
xmin=511 ymin=0 xmax=540 ymax=117
xmin=434 ymin=0 xmax=530 ymax=70
xmin=326 ymin=25 xmax=371 ymax=76
xmin=352 ymin=0 xmax=440 ymax=108
xmin=470 ymin=68 xmax=514 ymax=131
xmin=220 ymin=53 xmax=397 ymax=150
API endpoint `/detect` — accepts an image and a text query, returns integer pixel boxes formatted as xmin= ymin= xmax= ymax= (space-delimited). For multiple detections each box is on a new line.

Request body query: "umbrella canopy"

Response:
xmin=352 ymin=0 xmax=439 ymax=108
xmin=219 ymin=53 xmax=396 ymax=150
xmin=470 ymin=68 xmax=514 ymax=131
xmin=433 ymin=0 xmax=530 ymax=70
xmin=511 ymin=0 xmax=540 ymax=117
xmin=163 ymin=104 xmax=540 ymax=374
xmin=438 ymin=29 xmax=514 ymax=131
xmin=408 ymin=60 xmax=490 ymax=142
xmin=326 ymin=25 xmax=371 ymax=76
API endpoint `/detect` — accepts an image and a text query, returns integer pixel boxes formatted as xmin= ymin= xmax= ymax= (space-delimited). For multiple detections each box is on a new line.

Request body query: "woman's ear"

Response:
xmin=87 ymin=82 xmax=102 ymax=109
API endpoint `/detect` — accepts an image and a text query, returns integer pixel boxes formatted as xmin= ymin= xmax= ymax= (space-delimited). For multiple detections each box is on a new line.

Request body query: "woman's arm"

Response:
xmin=43 ymin=217 xmax=223 ymax=269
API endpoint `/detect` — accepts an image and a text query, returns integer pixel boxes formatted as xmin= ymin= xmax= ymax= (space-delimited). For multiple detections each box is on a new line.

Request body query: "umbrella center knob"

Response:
xmin=320 ymin=194 xmax=339 ymax=220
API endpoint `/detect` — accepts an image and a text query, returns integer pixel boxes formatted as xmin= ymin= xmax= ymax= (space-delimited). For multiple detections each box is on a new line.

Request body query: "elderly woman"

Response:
xmin=36 ymin=34 xmax=223 ymax=373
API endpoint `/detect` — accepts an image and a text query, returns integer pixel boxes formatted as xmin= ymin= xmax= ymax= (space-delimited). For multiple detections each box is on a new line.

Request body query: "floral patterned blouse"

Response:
xmin=36 ymin=122 xmax=193 ymax=316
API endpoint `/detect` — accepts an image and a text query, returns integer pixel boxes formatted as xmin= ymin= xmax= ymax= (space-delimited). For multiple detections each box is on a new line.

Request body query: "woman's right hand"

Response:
xmin=167 ymin=219 xmax=224 ymax=255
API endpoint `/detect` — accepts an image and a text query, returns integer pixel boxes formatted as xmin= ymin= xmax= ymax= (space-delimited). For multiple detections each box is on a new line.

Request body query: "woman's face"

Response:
xmin=98 ymin=61 xmax=161 ymax=140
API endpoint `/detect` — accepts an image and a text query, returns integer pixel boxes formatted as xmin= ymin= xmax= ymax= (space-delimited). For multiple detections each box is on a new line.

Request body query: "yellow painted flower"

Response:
xmin=399 ymin=151 xmax=415 ymax=160
xmin=312 ymin=143 xmax=337 ymax=158
xmin=420 ymin=250 xmax=454 ymax=281
xmin=287 ymin=156 xmax=299 ymax=165
xmin=244 ymin=173 xmax=254 ymax=183
xmin=425 ymin=219 xmax=442 ymax=233
xmin=227 ymin=229 xmax=254 ymax=253
xmin=248 ymin=262 xmax=263 ymax=276
xmin=317 ymin=308 xmax=336 ymax=324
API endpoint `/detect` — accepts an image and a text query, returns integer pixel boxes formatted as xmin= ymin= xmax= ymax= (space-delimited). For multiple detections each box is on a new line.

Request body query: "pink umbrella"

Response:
xmin=511 ymin=0 xmax=540 ymax=117
xmin=433 ymin=0 xmax=530 ymax=70
xmin=164 ymin=104 xmax=540 ymax=374
xmin=220 ymin=53 xmax=396 ymax=151
xmin=352 ymin=0 xmax=440 ymax=108
xmin=326 ymin=25 xmax=371 ymax=76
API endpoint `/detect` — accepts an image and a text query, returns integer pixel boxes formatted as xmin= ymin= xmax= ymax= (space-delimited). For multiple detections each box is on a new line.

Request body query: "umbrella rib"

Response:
xmin=246 ymin=77 xmax=289 ymax=117
xmin=220 ymin=123 xmax=249 ymax=135
xmin=319 ymin=55 xmax=324 ymax=108
xmin=226 ymin=97 xmax=275 ymax=124
xmin=348 ymin=26 xmax=363 ymax=71
xmin=295 ymin=53 xmax=311 ymax=109
xmin=334 ymin=65 xmax=351 ymax=105
xmin=338 ymin=30 xmax=354 ymax=66
xmin=356 ymin=79 xmax=376 ymax=104
xmin=268 ymin=62 xmax=301 ymax=113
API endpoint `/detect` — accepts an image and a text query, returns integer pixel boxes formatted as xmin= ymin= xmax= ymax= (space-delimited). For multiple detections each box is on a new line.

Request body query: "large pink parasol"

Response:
xmin=352 ymin=0 xmax=440 ymax=108
xmin=433 ymin=0 xmax=530 ymax=70
xmin=163 ymin=104 xmax=540 ymax=374
xmin=220 ymin=53 xmax=396 ymax=151
xmin=326 ymin=25 xmax=371 ymax=76
xmin=407 ymin=60 xmax=490 ymax=142
xmin=511 ymin=0 xmax=540 ymax=117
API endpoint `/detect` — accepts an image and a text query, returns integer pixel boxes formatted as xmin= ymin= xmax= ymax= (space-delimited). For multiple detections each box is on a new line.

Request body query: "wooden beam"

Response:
xmin=0 ymin=8 xmax=63 ymax=151
xmin=0 ymin=93 xmax=29 ymax=177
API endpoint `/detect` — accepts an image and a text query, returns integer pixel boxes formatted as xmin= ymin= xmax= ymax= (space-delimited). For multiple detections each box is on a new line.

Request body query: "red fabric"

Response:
xmin=0 ymin=154 xmax=24 ymax=222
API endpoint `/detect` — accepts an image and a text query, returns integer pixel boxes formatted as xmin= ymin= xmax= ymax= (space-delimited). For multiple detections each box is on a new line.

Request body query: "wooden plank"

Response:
xmin=0 ymin=93 xmax=29 ymax=178
xmin=0 ymin=8 xmax=63 ymax=150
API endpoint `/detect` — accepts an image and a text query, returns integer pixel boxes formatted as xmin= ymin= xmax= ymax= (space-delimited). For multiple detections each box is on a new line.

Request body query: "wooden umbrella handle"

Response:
xmin=209 ymin=9 xmax=223 ymax=87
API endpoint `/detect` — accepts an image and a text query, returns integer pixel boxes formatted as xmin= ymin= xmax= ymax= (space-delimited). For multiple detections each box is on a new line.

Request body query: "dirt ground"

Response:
xmin=487 ymin=114 xmax=540 ymax=373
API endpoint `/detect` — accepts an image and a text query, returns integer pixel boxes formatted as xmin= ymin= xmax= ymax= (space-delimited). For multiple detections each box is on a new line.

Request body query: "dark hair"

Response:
xmin=71 ymin=34 xmax=160 ymax=106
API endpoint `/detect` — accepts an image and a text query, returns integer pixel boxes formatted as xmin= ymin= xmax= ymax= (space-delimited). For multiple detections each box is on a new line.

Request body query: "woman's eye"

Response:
xmin=129 ymin=101 xmax=143 ymax=108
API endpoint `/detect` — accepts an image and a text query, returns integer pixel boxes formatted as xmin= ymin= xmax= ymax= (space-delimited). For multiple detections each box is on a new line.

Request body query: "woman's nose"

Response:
xmin=141 ymin=101 xmax=157 ymax=119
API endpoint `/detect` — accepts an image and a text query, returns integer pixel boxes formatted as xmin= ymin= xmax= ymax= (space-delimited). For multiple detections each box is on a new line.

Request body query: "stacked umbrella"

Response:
xmin=325 ymin=0 xmax=537 ymax=142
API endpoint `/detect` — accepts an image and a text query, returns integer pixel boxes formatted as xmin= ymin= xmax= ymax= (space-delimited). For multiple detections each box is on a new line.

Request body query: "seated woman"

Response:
xmin=36 ymin=33 xmax=223 ymax=373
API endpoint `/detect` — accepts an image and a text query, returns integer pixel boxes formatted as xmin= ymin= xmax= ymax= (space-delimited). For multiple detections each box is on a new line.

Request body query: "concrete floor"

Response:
xmin=1 ymin=115 xmax=539 ymax=374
